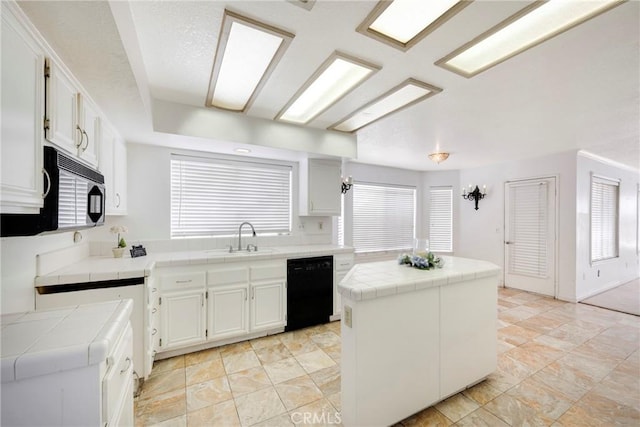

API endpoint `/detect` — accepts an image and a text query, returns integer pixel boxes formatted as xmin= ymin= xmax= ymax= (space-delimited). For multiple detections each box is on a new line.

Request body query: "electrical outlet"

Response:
xmin=344 ymin=305 xmax=352 ymax=328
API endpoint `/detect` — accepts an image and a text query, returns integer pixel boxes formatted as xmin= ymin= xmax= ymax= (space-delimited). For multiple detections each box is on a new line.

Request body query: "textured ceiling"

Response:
xmin=17 ymin=0 xmax=640 ymax=171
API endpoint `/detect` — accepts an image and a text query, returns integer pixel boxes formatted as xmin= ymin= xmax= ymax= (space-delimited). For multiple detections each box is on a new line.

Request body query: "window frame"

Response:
xmin=351 ymin=181 xmax=417 ymax=254
xmin=589 ymin=174 xmax=620 ymax=264
xmin=170 ymin=153 xmax=293 ymax=239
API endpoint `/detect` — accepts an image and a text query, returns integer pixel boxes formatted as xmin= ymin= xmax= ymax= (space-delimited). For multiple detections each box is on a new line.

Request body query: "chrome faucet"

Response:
xmin=238 ymin=222 xmax=256 ymax=251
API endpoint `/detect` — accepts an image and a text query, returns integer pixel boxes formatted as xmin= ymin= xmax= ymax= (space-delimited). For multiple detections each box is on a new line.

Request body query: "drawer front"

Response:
xmin=334 ymin=255 xmax=354 ymax=272
xmin=103 ymin=324 xmax=133 ymax=424
xmin=250 ymin=262 xmax=285 ymax=281
xmin=207 ymin=266 xmax=248 ymax=286
xmin=160 ymin=272 xmax=205 ymax=291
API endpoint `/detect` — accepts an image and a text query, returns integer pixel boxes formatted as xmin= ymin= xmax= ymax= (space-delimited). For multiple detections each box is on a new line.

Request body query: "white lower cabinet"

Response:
xmin=250 ymin=280 xmax=285 ymax=331
xmin=209 ymin=285 xmax=249 ymax=340
xmin=160 ymin=290 xmax=207 ymax=350
xmin=157 ymin=260 xmax=286 ymax=355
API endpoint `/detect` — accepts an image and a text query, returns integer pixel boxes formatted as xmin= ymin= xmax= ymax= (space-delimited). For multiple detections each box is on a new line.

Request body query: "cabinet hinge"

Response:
xmin=205 ymin=329 xmax=208 ymax=338
xmin=44 ymin=63 xmax=50 ymax=78
xmin=206 ymin=291 xmax=208 ymax=299
xmin=43 ymin=117 xmax=50 ymax=131
xmin=159 ymin=297 xmax=162 ymax=305
xmin=159 ymin=338 xmax=162 ymax=347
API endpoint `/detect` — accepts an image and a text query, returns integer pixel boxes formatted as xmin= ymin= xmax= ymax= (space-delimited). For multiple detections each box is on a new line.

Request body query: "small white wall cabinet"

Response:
xmin=77 ymin=96 xmax=100 ymax=167
xmin=0 ymin=4 xmax=45 ymax=213
xmin=99 ymin=123 xmax=127 ymax=215
xmin=299 ymin=158 xmax=342 ymax=216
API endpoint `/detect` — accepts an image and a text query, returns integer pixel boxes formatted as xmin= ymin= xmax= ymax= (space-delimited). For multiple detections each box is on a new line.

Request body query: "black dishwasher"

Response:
xmin=286 ymin=256 xmax=333 ymax=331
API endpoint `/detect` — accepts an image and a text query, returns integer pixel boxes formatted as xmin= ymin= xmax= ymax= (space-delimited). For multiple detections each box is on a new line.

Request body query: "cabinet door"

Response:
xmin=160 ymin=290 xmax=206 ymax=350
xmin=305 ymin=159 xmax=341 ymax=216
xmin=250 ymin=281 xmax=285 ymax=332
xmin=208 ymin=285 xmax=249 ymax=340
xmin=112 ymin=137 xmax=127 ymax=214
xmin=78 ymin=97 xmax=100 ymax=167
xmin=99 ymin=123 xmax=116 ymax=211
xmin=46 ymin=61 xmax=78 ymax=154
xmin=334 ymin=272 xmax=346 ymax=316
xmin=1 ymin=8 xmax=45 ymax=213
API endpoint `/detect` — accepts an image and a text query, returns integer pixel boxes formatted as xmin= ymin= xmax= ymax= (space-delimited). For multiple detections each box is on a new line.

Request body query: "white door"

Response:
xmin=250 ymin=281 xmax=285 ymax=331
xmin=504 ymin=177 xmax=556 ymax=296
xmin=209 ymin=285 xmax=249 ymax=340
xmin=160 ymin=290 xmax=206 ymax=350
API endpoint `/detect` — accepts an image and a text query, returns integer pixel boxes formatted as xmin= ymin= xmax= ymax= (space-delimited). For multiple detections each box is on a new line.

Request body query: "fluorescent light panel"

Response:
xmin=436 ymin=0 xmax=624 ymax=78
xmin=358 ymin=0 xmax=471 ymax=51
xmin=277 ymin=52 xmax=380 ymax=124
xmin=207 ymin=10 xmax=294 ymax=111
xmin=331 ymin=79 xmax=442 ymax=133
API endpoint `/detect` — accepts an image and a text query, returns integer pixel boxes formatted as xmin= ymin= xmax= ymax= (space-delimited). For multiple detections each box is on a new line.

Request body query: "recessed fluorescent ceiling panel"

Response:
xmin=436 ymin=0 xmax=624 ymax=78
xmin=277 ymin=52 xmax=380 ymax=124
xmin=331 ymin=79 xmax=443 ymax=132
xmin=207 ymin=10 xmax=294 ymax=111
xmin=358 ymin=0 xmax=471 ymax=51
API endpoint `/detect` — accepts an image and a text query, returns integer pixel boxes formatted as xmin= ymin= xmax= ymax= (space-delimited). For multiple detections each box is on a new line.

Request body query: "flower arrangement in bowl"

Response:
xmin=110 ymin=225 xmax=128 ymax=258
xmin=398 ymin=251 xmax=444 ymax=270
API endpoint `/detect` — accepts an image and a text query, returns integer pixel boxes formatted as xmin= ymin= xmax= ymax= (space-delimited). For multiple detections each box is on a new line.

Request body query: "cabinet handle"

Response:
xmin=152 ymin=328 xmax=157 ymax=336
xmin=251 ymin=288 xmax=255 ymax=300
xmin=152 ymin=287 xmax=157 ymax=293
xmin=75 ymin=125 xmax=84 ymax=148
xmin=120 ymin=357 xmax=131 ymax=374
xmin=152 ymin=307 xmax=157 ymax=314
xmin=81 ymin=130 xmax=89 ymax=152
xmin=175 ymin=279 xmax=192 ymax=284
xmin=116 ymin=193 xmax=121 ymax=208
xmin=42 ymin=168 xmax=51 ymax=199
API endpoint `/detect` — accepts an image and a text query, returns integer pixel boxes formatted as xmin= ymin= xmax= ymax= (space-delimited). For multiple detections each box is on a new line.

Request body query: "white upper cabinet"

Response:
xmin=1 ymin=4 xmax=45 ymax=213
xmin=45 ymin=60 xmax=77 ymax=154
xmin=299 ymin=158 xmax=342 ymax=216
xmin=77 ymin=97 xmax=100 ymax=167
xmin=99 ymin=123 xmax=127 ymax=215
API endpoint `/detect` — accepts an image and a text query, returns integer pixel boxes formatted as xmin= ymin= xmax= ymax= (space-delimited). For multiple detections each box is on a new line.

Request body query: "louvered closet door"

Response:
xmin=504 ymin=177 xmax=556 ymax=296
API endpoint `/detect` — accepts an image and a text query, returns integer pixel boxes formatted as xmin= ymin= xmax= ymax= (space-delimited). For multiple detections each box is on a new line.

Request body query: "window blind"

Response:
xmin=591 ymin=176 xmax=619 ymax=262
xmin=429 ymin=187 xmax=453 ymax=252
xmin=337 ymin=194 xmax=344 ymax=246
xmin=171 ymin=155 xmax=292 ymax=238
xmin=508 ymin=182 xmax=548 ymax=278
xmin=352 ymin=183 xmax=415 ymax=253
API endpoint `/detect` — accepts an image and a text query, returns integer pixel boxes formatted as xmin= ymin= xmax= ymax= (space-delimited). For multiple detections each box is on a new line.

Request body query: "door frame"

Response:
xmin=503 ymin=175 xmax=559 ymax=298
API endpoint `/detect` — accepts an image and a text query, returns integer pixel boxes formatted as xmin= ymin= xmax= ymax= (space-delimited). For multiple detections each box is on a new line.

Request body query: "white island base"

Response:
xmin=339 ymin=257 xmax=500 ymax=427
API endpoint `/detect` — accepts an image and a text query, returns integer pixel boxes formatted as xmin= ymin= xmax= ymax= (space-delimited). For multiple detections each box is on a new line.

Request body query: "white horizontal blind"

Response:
xmin=591 ymin=176 xmax=619 ymax=262
xmin=429 ymin=187 xmax=453 ymax=252
xmin=352 ymin=183 xmax=415 ymax=253
xmin=337 ymin=194 xmax=344 ymax=246
xmin=508 ymin=182 xmax=548 ymax=278
xmin=171 ymin=156 xmax=291 ymax=238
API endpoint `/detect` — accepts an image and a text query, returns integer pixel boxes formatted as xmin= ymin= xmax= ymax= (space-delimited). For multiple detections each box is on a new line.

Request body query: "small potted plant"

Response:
xmin=110 ymin=225 xmax=128 ymax=258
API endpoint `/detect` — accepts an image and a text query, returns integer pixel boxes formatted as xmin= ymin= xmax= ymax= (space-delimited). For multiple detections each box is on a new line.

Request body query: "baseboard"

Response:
xmin=578 ymin=280 xmax=622 ymax=302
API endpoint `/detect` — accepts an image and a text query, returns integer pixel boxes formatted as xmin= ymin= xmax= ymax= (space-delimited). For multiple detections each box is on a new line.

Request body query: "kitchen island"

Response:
xmin=338 ymin=256 xmax=500 ymax=427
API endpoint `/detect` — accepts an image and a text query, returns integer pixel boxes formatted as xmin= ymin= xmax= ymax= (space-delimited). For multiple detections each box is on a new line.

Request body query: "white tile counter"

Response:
xmin=35 ymin=244 xmax=353 ymax=287
xmin=1 ymin=299 xmax=132 ymax=382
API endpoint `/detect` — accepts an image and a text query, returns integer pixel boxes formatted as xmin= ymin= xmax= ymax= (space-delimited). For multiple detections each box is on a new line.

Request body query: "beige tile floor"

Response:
xmin=135 ymin=288 xmax=640 ymax=426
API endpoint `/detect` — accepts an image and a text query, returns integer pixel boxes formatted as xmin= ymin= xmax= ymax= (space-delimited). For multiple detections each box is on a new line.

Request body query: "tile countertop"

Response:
xmin=35 ymin=244 xmax=354 ymax=287
xmin=338 ymin=256 xmax=501 ymax=301
xmin=0 ymin=299 xmax=133 ymax=383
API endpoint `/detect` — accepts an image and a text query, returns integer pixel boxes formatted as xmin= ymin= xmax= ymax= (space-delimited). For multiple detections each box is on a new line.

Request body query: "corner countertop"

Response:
xmin=1 ymin=299 xmax=133 ymax=383
xmin=35 ymin=245 xmax=354 ymax=287
xmin=338 ymin=256 xmax=501 ymax=301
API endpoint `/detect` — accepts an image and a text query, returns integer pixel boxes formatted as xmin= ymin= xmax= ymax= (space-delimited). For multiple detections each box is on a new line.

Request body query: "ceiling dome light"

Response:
xmin=429 ymin=152 xmax=449 ymax=164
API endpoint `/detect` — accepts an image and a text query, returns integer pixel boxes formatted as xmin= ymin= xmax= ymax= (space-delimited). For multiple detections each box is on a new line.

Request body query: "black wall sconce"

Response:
xmin=462 ymin=184 xmax=487 ymax=210
xmin=341 ymin=176 xmax=353 ymax=194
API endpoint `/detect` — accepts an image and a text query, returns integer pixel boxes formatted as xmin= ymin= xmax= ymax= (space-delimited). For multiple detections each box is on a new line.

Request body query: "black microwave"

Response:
xmin=1 ymin=146 xmax=105 ymax=237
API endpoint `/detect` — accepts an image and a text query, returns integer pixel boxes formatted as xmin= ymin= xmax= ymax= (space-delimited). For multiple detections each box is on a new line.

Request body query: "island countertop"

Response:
xmin=338 ymin=255 xmax=501 ymax=301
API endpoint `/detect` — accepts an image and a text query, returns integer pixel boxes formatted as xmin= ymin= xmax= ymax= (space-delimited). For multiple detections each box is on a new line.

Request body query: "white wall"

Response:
xmin=0 ymin=229 xmax=99 ymax=313
xmin=87 ymin=143 xmax=333 ymax=254
xmin=575 ymin=153 xmax=640 ymax=300
xmin=458 ymin=150 xmax=578 ymax=301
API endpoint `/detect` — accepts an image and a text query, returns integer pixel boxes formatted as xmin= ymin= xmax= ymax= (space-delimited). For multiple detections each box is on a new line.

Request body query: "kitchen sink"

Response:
xmin=204 ymin=248 xmax=277 ymax=256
